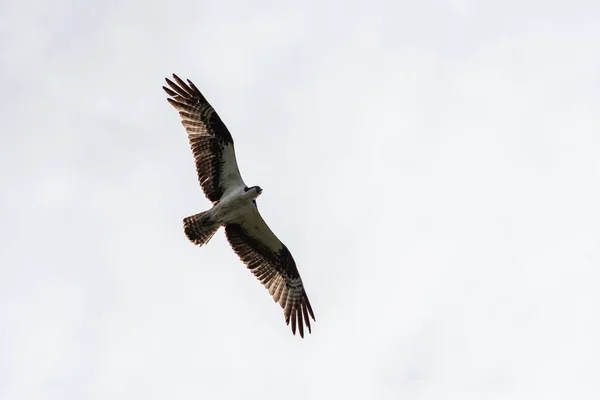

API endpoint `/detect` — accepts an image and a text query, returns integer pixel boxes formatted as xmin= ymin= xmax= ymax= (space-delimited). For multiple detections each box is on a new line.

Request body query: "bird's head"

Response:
xmin=245 ymin=185 xmax=263 ymax=198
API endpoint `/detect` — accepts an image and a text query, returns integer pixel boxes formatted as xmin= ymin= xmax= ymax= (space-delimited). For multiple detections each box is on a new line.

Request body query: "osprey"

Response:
xmin=163 ymin=74 xmax=315 ymax=337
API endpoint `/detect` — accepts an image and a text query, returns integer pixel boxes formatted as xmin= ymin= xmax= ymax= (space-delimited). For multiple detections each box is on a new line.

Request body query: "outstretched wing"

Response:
xmin=225 ymin=207 xmax=315 ymax=338
xmin=163 ymin=74 xmax=245 ymax=203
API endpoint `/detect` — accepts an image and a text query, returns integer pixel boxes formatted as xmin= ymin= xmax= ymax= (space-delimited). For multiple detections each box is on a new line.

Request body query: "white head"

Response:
xmin=244 ymin=185 xmax=263 ymax=199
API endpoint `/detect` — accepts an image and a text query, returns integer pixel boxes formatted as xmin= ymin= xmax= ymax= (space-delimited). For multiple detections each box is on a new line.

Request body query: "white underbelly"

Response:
xmin=211 ymin=192 xmax=253 ymax=224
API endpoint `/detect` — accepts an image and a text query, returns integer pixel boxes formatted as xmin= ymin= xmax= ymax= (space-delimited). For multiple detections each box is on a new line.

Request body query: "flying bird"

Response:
xmin=163 ymin=74 xmax=315 ymax=337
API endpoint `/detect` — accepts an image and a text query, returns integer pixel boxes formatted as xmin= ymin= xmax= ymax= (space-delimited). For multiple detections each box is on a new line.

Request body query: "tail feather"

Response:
xmin=183 ymin=211 xmax=219 ymax=246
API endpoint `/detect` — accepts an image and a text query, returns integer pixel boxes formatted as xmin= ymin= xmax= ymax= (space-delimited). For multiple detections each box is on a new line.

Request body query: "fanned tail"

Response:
xmin=183 ymin=211 xmax=219 ymax=246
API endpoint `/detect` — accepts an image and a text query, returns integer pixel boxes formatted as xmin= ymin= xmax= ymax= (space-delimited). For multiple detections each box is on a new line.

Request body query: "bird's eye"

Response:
xmin=244 ymin=186 xmax=249 ymax=192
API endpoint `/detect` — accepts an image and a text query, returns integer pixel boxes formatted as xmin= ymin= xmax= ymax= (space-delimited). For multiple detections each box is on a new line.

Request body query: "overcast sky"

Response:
xmin=1 ymin=0 xmax=600 ymax=399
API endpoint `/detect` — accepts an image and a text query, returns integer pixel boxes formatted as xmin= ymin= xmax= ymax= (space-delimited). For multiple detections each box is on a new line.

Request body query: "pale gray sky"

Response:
xmin=1 ymin=0 xmax=600 ymax=399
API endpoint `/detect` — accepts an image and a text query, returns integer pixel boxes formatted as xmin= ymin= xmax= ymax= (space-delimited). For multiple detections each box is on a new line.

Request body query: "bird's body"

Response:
xmin=163 ymin=74 xmax=315 ymax=337
xmin=205 ymin=186 xmax=261 ymax=226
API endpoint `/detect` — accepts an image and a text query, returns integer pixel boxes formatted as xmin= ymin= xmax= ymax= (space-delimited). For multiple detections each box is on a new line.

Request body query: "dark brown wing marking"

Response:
xmin=225 ymin=223 xmax=315 ymax=338
xmin=163 ymin=74 xmax=243 ymax=203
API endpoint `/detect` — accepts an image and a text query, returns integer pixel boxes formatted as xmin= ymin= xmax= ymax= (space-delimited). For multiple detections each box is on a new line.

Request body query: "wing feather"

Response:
xmin=224 ymin=209 xmax=315 ymax=338
xmin=163 ymin=74 xmax=244 ymax=202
